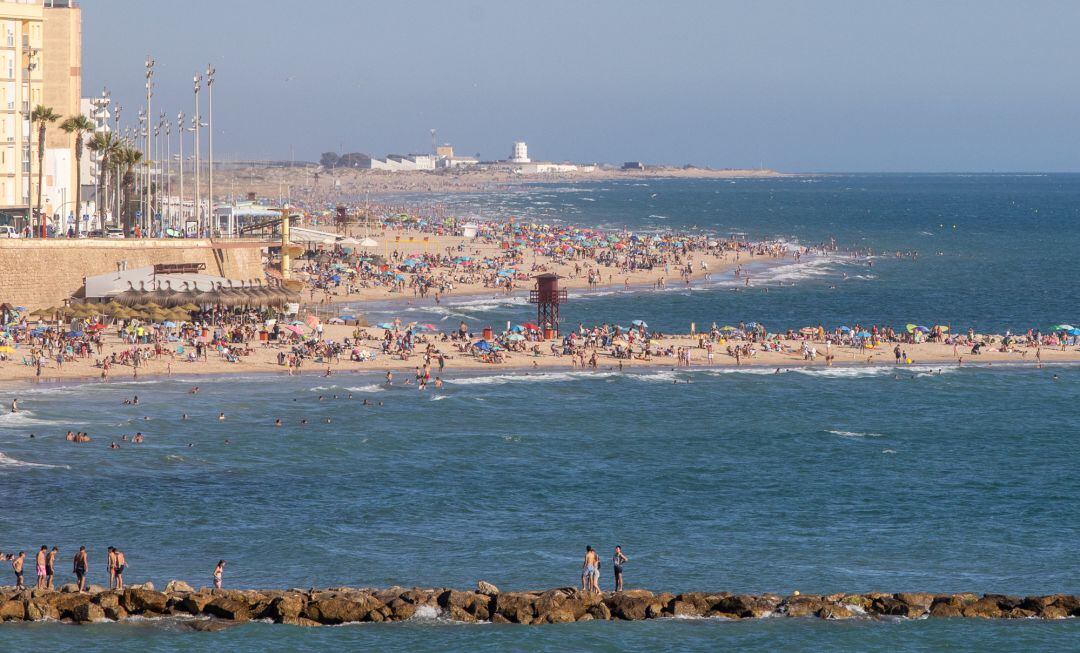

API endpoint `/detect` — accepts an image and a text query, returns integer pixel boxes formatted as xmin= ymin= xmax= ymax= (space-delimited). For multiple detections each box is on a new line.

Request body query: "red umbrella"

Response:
xmin=523 ymin=323 xmax=539 ymax=331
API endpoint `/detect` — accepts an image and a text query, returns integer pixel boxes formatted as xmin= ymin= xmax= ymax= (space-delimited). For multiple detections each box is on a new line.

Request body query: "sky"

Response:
xmin=82 ymin=0 xmax=1080 ymax=172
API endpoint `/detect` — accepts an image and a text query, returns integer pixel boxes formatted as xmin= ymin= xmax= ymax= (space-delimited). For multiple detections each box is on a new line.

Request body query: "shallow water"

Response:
xmin=0 ymin=365 xmax=1078 ymax=648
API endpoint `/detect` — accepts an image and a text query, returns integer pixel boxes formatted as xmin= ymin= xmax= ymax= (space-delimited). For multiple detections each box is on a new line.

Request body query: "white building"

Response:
xmin=509 ymin=141 xmax=529 ymax=163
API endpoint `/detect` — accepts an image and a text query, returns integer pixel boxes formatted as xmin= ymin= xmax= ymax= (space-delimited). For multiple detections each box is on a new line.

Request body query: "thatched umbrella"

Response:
xmin=148 ymin=280 xmax=178 ymax=307
xmin=116 ymin=282 xmax=145 ymax=306
xmin=112 ymin=307 xmax=136 ymax=321
xmin=148 ymin=308 xmax=170 ymax=323
xmin=30 ymin=307 xmax=52 ymax=318
xmin=179 ymin=302 xmax=200 ymax=313
xmin=167 ymin=308 xmax=191 ymax=323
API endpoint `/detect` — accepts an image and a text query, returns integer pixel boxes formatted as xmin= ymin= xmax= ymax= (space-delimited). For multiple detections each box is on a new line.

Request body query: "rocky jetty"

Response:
xmin=0 ymin=584 xmax=1075 ymax=626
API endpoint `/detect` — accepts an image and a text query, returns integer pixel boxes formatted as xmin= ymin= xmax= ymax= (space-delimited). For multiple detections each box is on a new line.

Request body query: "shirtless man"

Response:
xmin=35 ymin=545 xmax=47 ymax=589
xmin=73 ymin=546 xmax=88 ymax=592
xmin=12 ymin=551 xmax=24 ymax=589
xmin=114 ymin=549 xmax=126 ymax=589
xmin=46 ymin=546 xmax=58 ymax=589
xmin=107 ymin=547 xmax=117 ymax=589
xmin=581 ymin=545 xmax=601 ymax=594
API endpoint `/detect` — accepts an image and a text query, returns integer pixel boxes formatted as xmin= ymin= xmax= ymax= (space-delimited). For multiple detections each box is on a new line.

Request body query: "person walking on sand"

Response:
xmin=46 ymin=546 xmax=58 ymax=590
xmin=35 ymin=545 xmax=47 ymax=589
xmin=581 ymin=545 xmax=601 ymax=594
xmin=73 ymin=546 xmax=88 ymax=592
xmin=213 ymin=560 xmax=225 ymax=589
xmin=12 ymin=551 xmax=24 ymax=589
xmin=114 ymin=549 xmax=126 ymax=590
xmin=612 ymin=545 xmax=629 ymax=592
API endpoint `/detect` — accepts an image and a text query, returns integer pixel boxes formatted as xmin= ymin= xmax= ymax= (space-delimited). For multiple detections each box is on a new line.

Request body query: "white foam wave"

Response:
xmin=345 ymin=384 xmax=385 ymax=393
xmin=0 ymin=410 xmax=64 ymax=426
xmin=826 ymin=430 xmax=884 ymax=438
xmin=0 ymin=452 xmax=68 ymax=470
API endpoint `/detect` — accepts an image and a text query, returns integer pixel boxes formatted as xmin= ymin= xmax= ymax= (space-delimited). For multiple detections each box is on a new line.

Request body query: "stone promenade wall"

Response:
xmin=0 ymin=240 xmax=266 ymax=309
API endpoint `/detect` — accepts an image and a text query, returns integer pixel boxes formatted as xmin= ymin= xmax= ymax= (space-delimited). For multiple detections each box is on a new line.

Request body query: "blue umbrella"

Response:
xmin=839 ymin=326 xmax=852 ymax=332
xmin=338 ymin=315 xmax=357 ymax=321
xmin=915 ymin=326 xmax=931 ymax=333
xmin=376 ymin=322 xmax=396 ymax=330
xmin=473 ymin=340 xmax=492 ymax=352
xmin=1069 ymin=329 xmax=1080 ymax=336
xmin=163 ymin=321 xmax=177 ymax=328
xmin=856 ymin=331 xmax=872 ymax=338
xmin=631 ymin=320 xmax=648 ymax=327
xmin=511 ymin=325 xmax=525 ymax=332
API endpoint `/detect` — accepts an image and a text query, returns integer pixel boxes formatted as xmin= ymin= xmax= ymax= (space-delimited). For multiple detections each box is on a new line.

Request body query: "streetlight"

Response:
xmin=145 ymin=55 xmax=154 ymax=235
xmin=177 ymin=111 xmax=185 ymax=228
xmin=206 ymin=64 xmax=215 ymax=235
xmin=193 ymin=73 xmax=202 ymax=236
xmin=113 ymin=103 xmax=122 ymax=228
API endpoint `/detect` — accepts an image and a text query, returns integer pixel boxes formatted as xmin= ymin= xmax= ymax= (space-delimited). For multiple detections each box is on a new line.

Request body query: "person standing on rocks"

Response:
xmin=581 ymin=546 xmax=601 ymax=594
xmin=73 ymin=546 xmax=88 ymax=592
xmin=612 ymin=546 xmax=629 ymax=592
xmin=35 ymin=545 xmax=47 ymax=589
xmin=114 ymin=549 xmax=127 ymax=590
xmin=107 ymin=547 xmax=117 ymax=589
xmin=213 ymin=560 xmax=225 ymax=589
xmin=12 ymin=551 xmax=25 ymax=590
xmin=46 ymin=546 xmax=58 ymax=590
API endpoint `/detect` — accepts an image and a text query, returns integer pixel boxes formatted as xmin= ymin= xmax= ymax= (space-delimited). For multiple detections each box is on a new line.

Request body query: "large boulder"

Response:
xmin=0 ymin=599 xmax=25 ymax=621
xmin=122 ymin=588 xmax=168 ymax=614
xmin=438 ymin=590 xmax=493 ymax=620
xmin=70 ymin=602 xmax=106 ymax=624
xmin=59 ymin=584 xmax=79 ymax=594
xmin=265 ymin=594 xmax=305 ymax=623
xmin=204 ymin=597 xmax=252 ymax=622
xmin=165 ymin=580 xmax=195 ymax=594
xmin=817 ymin=604 xmax=855 ymax=620
xmin=302 ymin=595 xmax=382 ymax=625
xmin=176 ymin=593 xmax=214 ymax=615
xmin=477 ymin=580 xmax=499 ymax=596
xmin=494 ymin=592 xmax=538 ymax=624
xmin=781 ymin=595 xmax=827 ymax=618
xmin=929 ymin=596 xmax=964 ymax=618
xmin=961 ymin=596 xmax=1004 ymax=619
xmin=26 ymin=599 xmax=59 ymax=621
xmin=895 ymin=593 xmax=935 ymax=616
xmin=605 ymin=590 xmax=661 ymax=621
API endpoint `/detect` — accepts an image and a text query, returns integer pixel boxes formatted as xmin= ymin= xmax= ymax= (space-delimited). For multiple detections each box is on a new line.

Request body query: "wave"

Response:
xmin=826 ymin=430 xmax=884 ymax=438
xmin=701 ymin=365 xmax=956 ymax=378
xmin=345 ymin=384 xmax=385 ymax=393
xmin=0 ymin=410 xmax=65 ymax=426
xmin=0 ymin=452 xmax=69 ymax=470
xmin=446 ymin=369 xmax=683 ymax=386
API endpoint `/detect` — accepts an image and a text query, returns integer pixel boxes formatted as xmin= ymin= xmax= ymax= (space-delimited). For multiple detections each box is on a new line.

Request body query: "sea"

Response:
xmin=1 ymin=174 xmax=1078 ymax=651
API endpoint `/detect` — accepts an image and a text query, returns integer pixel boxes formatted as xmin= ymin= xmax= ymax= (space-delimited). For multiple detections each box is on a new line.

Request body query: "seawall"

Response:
xmin=0 ymin=239 xmax=266 ymax=310
xmin=0 ymin=584 xmax=1076 ymax=626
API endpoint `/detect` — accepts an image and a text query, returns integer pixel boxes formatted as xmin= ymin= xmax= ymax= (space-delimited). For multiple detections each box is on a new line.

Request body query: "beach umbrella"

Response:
xmin=473 ymin=340 xmax=492 ymax=352
xmin=1069 ymin=329 xmax=1080 ymax=336
xmin=282 ymin=325 xmax=304 ymax=336
xmin=376 ymin=322 xmax=396 ymax=330
xmin=839 ymin=326 xmax=852 ymax=332
xmin=631 ymin=320 xmax=648 ymax=328
xmin=856 ymin=331 xmax=872 ymax=338
xmin=905 ymin=323 xmax=918 ymax=333
xmin=915 ymin=326 xmax=931 ymax=333
xmin=720 ymin=325 xmax=736 ymax=332
xmin=511 ymin=325 xmax=525 ymax=332
xmin=338 ymin=314 xmax=357 ymax=321
xmin=1052 ymin=324 xmax=1074 ymax=331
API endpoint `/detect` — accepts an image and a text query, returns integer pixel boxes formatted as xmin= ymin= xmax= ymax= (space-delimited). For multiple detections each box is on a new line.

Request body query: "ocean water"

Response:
xmin=378 ymin=174 xmax=1080 ymax=334
xmin=2 ymin=175 xmax=1079 ymax=650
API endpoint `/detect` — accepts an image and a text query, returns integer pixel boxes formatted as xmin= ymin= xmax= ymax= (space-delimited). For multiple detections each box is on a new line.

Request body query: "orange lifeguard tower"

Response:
xmin=529 ymin=273 xmax=567 ymax=339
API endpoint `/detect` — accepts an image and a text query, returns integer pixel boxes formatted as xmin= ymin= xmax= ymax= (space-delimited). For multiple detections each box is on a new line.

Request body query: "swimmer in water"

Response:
xmin=300 ymin=419 xmax=308 ymax=425
xmin=275 ymin=419 xmax=282 ymax=426
xmin=325 ymin=418 xmax=332 ymax=424
xmin=10 ymin=398 xmax=17 ymax=413
xmin=218 ymin=413 xmax=225 ymax=420
xmin=182 ymin=414 xmax=189 ymax=420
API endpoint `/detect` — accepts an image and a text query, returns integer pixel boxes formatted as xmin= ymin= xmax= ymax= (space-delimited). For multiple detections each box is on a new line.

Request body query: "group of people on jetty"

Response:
xmin=1 ymin=545 xmax=224 ymax=593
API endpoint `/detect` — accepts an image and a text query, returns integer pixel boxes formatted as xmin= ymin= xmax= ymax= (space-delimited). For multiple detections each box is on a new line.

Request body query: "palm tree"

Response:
xmin=59 ymin=114 xmax=94 ymax=236
xmin=87 ymin=132 xmax=120 ymax=230
xmin=116 ymin=145 xmax=143 ymax=233
xmin=31 ymin=106 xmax=59 ymax=237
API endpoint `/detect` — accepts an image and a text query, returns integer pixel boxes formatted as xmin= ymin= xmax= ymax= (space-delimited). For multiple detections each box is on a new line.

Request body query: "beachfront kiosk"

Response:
xmin=529 ymin=273 xmax=567 ymax=339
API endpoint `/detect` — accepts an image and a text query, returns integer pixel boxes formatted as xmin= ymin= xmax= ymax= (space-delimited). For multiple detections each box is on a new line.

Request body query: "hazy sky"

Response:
xmin=83 ymin=0 xmax=1080 ymax=171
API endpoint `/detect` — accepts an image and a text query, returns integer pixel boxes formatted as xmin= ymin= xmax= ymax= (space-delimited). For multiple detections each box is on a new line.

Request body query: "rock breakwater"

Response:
xmin=0 ymin=584 xmax=1075 ymax=627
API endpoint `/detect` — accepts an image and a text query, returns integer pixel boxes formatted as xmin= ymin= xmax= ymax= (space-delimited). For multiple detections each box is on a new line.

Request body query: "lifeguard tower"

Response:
xmin=528 ymin=273 xmax=567 ymax=339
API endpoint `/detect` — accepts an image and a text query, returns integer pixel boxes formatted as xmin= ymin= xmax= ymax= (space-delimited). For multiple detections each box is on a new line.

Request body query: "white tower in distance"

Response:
xmin=509 ymin=141 xmax=530 ymax=163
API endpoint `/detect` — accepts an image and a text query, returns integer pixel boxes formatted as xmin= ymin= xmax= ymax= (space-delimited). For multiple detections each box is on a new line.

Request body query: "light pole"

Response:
xmin=137 ymin=109 xmax=146 ymax=231
xmin=206 ymin=64 xmax=215 ymax=235
xmin=165 ymin=118 xmax=171 ymax=231
xmin=193 ymin=73 xmax=202 ymax=236
xmin=113 ymin=103 xmax=121 ymax=228
xmin=144 ymin=56 xmax=154 ymax=235
xmin=177 ymin=111 xmax=185 ymax=230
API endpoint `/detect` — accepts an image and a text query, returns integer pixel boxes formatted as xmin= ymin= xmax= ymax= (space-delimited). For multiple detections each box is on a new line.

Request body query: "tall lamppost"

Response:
xmin=177 ymin=111 xmax=185 ymax=230
xmin=113 ymin=103 xmax=121 ymax=228
xmin=193 ymin=73 xmax=202 ymax=236
xmin=206 ymin=64 xmax=215 ymax=235
xmin=164 ymin=116 xmax=171 ymax=231
xmin=137 ymin=108 xmax=146 ymax=231
xmin=144 ymin=56 xmax=154 ymax=235
xmin=24 ymin=46 xmax=38 ymax=233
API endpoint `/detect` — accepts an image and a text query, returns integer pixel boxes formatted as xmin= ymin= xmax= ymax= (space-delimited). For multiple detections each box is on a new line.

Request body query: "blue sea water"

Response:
xmin=1 ymin=175 xmax=1079 ymax=650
